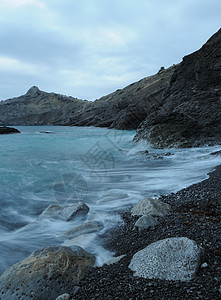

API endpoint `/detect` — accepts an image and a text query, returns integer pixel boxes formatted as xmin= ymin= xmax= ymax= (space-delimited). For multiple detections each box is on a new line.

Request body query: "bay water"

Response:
xmin=0 ymin=126 xmax=220 ymax=275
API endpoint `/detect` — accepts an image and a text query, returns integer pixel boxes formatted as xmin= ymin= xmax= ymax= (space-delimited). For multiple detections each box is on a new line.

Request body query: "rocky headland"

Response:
xmin=0 ymin=28 xmax=220 ymax=148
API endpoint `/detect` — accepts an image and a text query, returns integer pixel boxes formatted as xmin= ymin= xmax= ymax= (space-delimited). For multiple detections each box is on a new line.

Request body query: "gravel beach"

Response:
xmin=73 ymin=165 xmax=221 ymax=300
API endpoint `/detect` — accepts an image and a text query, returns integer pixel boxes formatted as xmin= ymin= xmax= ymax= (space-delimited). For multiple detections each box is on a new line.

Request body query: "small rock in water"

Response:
xmin=38 ymin=204 xmax=62 ymax=220
xmin=131 ymin=198 xmax=171 ymax=217
xmin=63 ymin=220 xmax=104 ymax=239
xmin=0 ymin=126 xmax=20 ymax=134
xmin=59 ymin=201 xmax=89 ymax=221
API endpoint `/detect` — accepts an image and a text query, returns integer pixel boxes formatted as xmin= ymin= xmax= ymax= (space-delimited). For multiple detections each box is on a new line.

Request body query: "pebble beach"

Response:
xmin=73 ymin=164 xmax=221 ymax=300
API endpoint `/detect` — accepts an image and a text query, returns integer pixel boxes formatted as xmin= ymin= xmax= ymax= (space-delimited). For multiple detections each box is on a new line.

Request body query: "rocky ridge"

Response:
xmin=0 ymin=28 xmax=220 ymax=147
xmin=0 ymin=65 xmax=175 ymax=130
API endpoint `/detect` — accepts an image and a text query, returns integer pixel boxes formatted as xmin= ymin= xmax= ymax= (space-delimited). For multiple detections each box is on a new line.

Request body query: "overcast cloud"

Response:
xmin=0 ymin=0 xmax=220 ymax=101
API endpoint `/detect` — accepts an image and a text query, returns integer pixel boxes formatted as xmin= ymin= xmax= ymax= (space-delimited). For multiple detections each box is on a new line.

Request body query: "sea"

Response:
xmin=0 ymin=126 xmax=220 ymax=275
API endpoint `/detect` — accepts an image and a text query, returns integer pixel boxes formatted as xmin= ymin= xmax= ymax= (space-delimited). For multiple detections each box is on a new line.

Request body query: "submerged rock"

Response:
xmin=129 ymin=237 xmax=202 ymax=281
xmin=38 ymin=204 xmax=62 ymax=220
xmin=0 ymin=126 xmax=20 ymax=134
xmin=63 ymin=220 xmax=104 ymax=239
xmin=131 ymin=198 xmax=171 ymax=217
xmin=0 ymin=246 xmax=95 ymax=300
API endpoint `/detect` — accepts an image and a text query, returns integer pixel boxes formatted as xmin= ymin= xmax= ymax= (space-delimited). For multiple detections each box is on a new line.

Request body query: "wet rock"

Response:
xmin=38 ymin=204 xmax=62 ymax=220
xmin=131 ymin=198 xmax=171 ymax=217
xmin=133 ymin=215 xmax=158 ymax=232
xmin=0 ymin=126 xmax=20 ymax=134
xmin=63 ymin=220 xmax=103 ymax=239
xmin=129 ymin=237 xmax=202 ymax=281
xmin=210 ymin=150 xmax=221 ymax=156
xmin=0 ymin=246 xmax=95 ymax=300
xmin=59 ymin=202 xmax=89 ymax=221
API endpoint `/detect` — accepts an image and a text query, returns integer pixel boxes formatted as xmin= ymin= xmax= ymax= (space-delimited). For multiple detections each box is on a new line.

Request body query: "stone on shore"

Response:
xmin=131 ymin=198 xmax=171 ymax=217
xmin=0 ymin=246 xmax=95 ymax=300
xmin=0 ymin=126 xmax=20 ymax=134
xmin=129 ymin=237 xmax=202 ymax=281
xmin=133 ymin=215 xmax=158 ymax=232
xmin=63 ymin=220 xmax=104 ymax=239
xmin=59 ymin=202 xmax=89 ymax=221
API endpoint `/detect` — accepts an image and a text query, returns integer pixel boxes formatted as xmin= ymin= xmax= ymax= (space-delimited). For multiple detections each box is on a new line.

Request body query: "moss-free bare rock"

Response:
xmin=129 ymin=237 xmax=202 ymax=281
xmin=131 ymin=198 xmax=170 ymax=217
xmin=0 ymin=246 xmax=95 ymax=300
xmin=133 ymin=215 xmax=158 ymax=232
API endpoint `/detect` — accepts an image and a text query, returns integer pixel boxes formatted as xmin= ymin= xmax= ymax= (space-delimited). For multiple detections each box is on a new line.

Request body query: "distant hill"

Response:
xmin=0 ymin=66 xmax=175 ymax=129
xmin=0 ymin=28 xmax=220 ymax=148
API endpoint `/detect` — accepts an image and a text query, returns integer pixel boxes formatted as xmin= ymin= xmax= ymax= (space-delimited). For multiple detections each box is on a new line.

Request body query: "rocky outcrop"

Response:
xmin=0 ymin=67 xmax=175 ymax=129
xmin=129 ymin=237 xmax=202 ymax=281
xmin=135 ymin=28 xmax=221 ymax=147
xmin=0 ymin=246 xmax=95 ymax=300
xmin=0 ymin=29 xmax=220 ymax=147
xmin=0 ymin=86 xmax=90 ymax=126
xmin=0 ymin=126 xmax=20 ymax=134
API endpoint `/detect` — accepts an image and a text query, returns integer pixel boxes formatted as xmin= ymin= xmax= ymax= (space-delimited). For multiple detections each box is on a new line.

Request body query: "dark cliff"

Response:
xmin=135 ymin=28 xmax=221 ymax=147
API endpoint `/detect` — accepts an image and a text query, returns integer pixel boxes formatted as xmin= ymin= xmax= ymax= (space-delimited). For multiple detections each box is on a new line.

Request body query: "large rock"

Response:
xmin=59 ymin=202 xmax=89 ymax=221
xmin=131 ymin=198 xmax=170 ymax=217
xmin=0 ymin=126 xmax=20 ymax=134
xmin=0 ymin=246 xmax=95 ymax=300
xmin=129 ymin=237 xmax=202 ymax=281
xmin=135 ymin=28 xmax=221 ymax=147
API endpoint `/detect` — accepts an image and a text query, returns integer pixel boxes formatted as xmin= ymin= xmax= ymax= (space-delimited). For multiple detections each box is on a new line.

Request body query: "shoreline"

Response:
xmin=73 ymin=165 xmax=221 ymax=299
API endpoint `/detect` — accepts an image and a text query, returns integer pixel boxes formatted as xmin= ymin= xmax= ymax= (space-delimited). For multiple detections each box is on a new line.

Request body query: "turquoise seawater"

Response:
xmin=0 ymin=126 xmax=220 ymax=274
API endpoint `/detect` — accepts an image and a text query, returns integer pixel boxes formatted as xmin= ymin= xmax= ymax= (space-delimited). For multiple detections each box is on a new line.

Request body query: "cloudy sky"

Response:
xmin=0 ymin=0 xmax=220 ymax=101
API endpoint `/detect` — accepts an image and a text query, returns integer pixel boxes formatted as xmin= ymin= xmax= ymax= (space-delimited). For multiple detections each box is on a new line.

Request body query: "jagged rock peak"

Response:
xmin=26 ymin=86 xmax=41 ymax=96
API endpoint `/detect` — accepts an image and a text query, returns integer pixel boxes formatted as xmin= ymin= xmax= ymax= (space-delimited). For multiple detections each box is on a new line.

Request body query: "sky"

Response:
xmin=0 ymin=0 xmax=220 ymax=101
